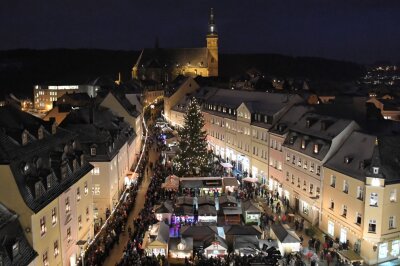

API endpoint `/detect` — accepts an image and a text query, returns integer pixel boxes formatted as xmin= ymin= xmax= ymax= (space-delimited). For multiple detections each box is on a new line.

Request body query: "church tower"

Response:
xmin=206 ymin=8 xmax=218 ymax=77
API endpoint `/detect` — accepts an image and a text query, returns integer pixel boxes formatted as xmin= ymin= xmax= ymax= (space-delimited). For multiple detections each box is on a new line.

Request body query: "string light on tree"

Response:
xmin=173 ymin=98 xmax=213 ymax=177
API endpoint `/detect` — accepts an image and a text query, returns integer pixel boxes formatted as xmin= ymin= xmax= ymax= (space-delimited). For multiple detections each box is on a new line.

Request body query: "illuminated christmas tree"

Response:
xmin=174 ymin=98 xmax=213 ymax=176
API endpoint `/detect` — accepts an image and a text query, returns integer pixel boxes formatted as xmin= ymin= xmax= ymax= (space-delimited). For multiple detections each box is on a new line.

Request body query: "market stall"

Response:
xmin=241 ymin=200 xmax=261 ymax=225
xmin=270 ymin=223 xmax=301 ymax=256
xmin=143 ymin=222 xmax=170 ymax=256
xmin=337 ymin=250 xmax=364 ymax=265
xmin=162 ymin=175 xmax=180 ymax=191
xmin=168 ymin=237 xmax=194 ymax=259
xmin=180 ymin=177 xmax=223 ymax=196
xmin=222 ymin=177 xmax=240 ymax=193
xmin=222 ymin=207 xmax=242 ymax=225
xmin=154 ymin=200 xmax=174 ymax=224
xmin=234 ymin=235 xmax=260 ymax=256
xmin=204 ymin=235 xmax=228 ymax=258
xmin=198 ymin=204 xmax=218 ymax=223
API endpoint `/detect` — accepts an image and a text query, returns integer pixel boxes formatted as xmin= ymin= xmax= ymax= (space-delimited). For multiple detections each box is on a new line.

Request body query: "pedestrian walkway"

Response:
xmin=103 ymin=143 xmax=159 ymax=266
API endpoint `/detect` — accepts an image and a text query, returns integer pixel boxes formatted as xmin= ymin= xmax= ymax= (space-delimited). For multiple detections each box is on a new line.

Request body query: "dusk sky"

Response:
xmin=1 ymin=0 xmax=400 ymax=64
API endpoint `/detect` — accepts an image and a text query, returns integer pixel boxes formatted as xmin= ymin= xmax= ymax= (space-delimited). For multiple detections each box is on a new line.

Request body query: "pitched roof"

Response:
xmin=0 ymin=203 xmax=37 ymax=265
xmin=325 ymin=131 xmax=376 ymax=181
xmin=271 ymin=223 xmax=300 ymax=243
xmin=241 ymin=200 xmax=261 ymax=213
xmin=135 ymin=48 xmax=209 ymax=69
xmin=224 ymin=225 xmax=262 ymax=236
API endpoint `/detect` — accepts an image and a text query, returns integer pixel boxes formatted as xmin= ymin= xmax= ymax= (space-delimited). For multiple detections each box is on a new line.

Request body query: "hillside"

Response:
xmin=0 ymin=49 xmax=365 ymax=98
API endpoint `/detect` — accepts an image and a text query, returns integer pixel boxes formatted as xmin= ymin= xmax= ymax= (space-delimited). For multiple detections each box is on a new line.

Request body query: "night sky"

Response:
xmin=1 ymin=0 xmax=400 ymax=63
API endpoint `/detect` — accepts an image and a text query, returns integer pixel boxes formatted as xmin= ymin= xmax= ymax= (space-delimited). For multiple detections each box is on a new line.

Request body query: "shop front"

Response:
xmin=204 ymin=237 xmax=228 ymax=258
xmin=180 ymin=177 xmax=223 ymax=196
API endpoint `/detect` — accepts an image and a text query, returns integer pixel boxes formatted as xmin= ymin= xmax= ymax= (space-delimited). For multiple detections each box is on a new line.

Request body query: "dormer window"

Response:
xmin=373 ymin=167 xmax=379 ymax=174
xmin=38 ymin=127 xmax=44 ymax=140
xmin=22 ymin=131 xmax=28 ymax=145
xmin=35 ymin=182 xmax=44 ymax=198
xmin=289 ymin=136 xmax=296 ymax=145
xmin=24 ymin=163 xmax=30 ymax=173
xmin=73 ymin=159 xmax=79 ymax=172
xmin=12 ymin=242 xmax=19 ymax=258
xmin=90 ymin=147 xmax=96 ymax=156
xmin=313 ymin=144 xmax=320 ymax=154
xmin=344 ymin=156 xmax=352 ymax=164
xmin=306 ymin=118 xmax=312 ymax=128
xmin=301 ymin=139 xmax=306 ymax=149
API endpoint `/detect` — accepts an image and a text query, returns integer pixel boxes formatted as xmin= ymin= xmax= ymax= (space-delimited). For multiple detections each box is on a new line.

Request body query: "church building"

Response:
xmin=132 ymin=8 xmax=219 ymax=83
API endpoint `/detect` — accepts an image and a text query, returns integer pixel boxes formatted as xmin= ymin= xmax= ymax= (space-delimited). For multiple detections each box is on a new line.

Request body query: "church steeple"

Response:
xmin=208 ymin=8 xmax=217 ymax=36
xmin=206 ymin=8 xmax=218 ymax=77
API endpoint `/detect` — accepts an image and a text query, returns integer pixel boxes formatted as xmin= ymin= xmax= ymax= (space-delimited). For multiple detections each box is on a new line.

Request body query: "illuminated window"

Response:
xmin=94 ymin=184 xmax=100 ymax=195
xmin=40 ymin=216 xmax=47 ymax=236
xmin=370 ymin=193 xmax=378 ymax=207
xmin=313 ymin=144 xmax=319 ymax=154
xmin=357 ymin=186 xmax=364 ymax=200
xmin=84 ymin=181 xmax=88 ymax=195
xmin=328 ymin=221 xmax=334 ymax=236
xmin=12 ymin=242 xmax=19 ymax=258
xmin=330 ymin=175 xmax=336 ymax=188
xmin=343 ymin=180 xmax=349 ymax=194
xmin=302 ymin=202 xmax=309 ymax=215
xmin=54 ymin=240 xmax=59 ymax=257
xmin=90 ymin=147 xmax=96 ymax=156
xmin=390 ymin=189 xmax=397 ymax=202
xmin=92 ymin=167 xmax=100 ymax=175
xmin=391 ymin=240 xmax=400 ymax=256
xmin=340 ymin=228 xmax=347 ymax=243
xmin=77 ymin=187 xmax=81 ymax=202
xmin=43 ymin=251 xmax=49 ymax=266
xmin=65 ymin=197 xmax=70 ymax=213
xmin=389 ymin=216 xmax=396 ymax=229
xmin=51 ymin=208 xmax=57 ymax=226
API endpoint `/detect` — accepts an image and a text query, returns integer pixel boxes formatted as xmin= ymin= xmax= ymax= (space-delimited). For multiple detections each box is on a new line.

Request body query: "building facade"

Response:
xmin=0 ymin=105 xmax=94 ymax=266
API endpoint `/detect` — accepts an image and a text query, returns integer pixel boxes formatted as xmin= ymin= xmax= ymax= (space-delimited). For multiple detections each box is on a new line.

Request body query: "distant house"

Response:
xmin=241 ymin=200 xmax=262 ymax=225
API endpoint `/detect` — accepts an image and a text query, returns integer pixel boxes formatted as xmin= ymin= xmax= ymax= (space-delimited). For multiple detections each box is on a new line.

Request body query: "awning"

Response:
xmin=337 ymin=250 xmax=364 ymax=263
xmin=243 ymin=177 xmax=259 ymax=183
xmin=220 ymin=162 xmax=233 ymax=168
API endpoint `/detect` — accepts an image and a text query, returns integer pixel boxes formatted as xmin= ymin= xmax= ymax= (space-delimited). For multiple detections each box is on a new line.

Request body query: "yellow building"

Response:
xmin=322 ymin=133 xmax=400 ymax=265
xmin=0 ymin=105 xmax=94 ymax=266
xmin=132 ymin=8 xmax=218 ymax=83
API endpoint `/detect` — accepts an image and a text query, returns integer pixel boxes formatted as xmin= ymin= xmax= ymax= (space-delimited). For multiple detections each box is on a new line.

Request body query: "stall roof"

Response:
xmin=224 ymin=225 xmax=262 ymax=236
xmin=176 ymin=196 xmax=194 ymax=206
xmin=219 ymin=195 xmax=237 ymax=205
xmin=174 ymin=205 xmax=194 ymax=215
xmin=198 ymin=205 xmax=217 ymax=216
xmin=234 ymin=235 xmax=260 ymax=250
xmin=222 ymin=177 xmax=239 ymax=187
xmin=154 ymin=200 xmax=174 ymax=213
xmin=181 ymin=225 xmax=218 ymax=241
xmin=271 ymin=223 xmax=300 ymax=244
xmin=155 ymin=222 xmax=170 ymax=244
xmin=204 ymin=235 xmax=228 ymax=250
xmin=198 ymin=196 xmax=215 ymax=206
xmin=222 ymin=207 xmax=242 ymax=215
xmin=241 ymin=200 xmax=261 ymax=213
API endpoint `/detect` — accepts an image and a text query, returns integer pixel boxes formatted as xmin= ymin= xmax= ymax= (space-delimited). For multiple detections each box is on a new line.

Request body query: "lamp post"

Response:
xmin=76 ymin=240 xmax=87 ymax=266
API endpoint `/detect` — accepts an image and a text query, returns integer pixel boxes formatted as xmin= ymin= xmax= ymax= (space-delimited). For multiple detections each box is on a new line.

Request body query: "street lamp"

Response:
xmin=76 ymin=240 xmax=87 ymax=266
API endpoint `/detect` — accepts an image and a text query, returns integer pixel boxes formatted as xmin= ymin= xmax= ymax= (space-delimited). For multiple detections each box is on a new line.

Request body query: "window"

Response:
xmin=40 ymin=216 xmax=47 ymax=236
xmin=84 ymin=181 xmax=88 ymax=195
xmin=330 ymin=199 xmax=334 ymax=210
xmin=391 ymin=240 xmax=400 ymax=257
xmin=316 ymin=166 xmax=321 ymax=176
xmin=379 ymin=242 xmax=388 ymax=259
xmin=342 ymin=205 xmax=347 ymax=217
xmin=303 ymin=180 xmax=307 ymax=191
xmin=303 ymin=160 xmax=308 ymax=170
xmin=301 ymin=139 xmax=306 ymax=149
xmin=78 ymin=215 xmax=82 ymax=230
xmin=389 ymin=216 xmax=396 ymax=229
xmin=51 ymin=208 xmax=57 ymax=226
xmin=94 ymin=184 xmax=100 ymax=195
xmin=86 ymin=207 xmax=90 ymax=221
xmin=330 ymin=175 xmax=336 ymax=188
xmin=77 ymin=187 xmax=81 ymax=202
xmin=356 ymin=212 xmax=362 ymax=225
xmin=286 ymin=153 xmax=290 ymax=162
xmin=291 ymin=174 xmax=295 ymax=184
xmin=343 ymin=180 xmax=349 ymax=194
xmin=373 ymin=167 xmax=379 ymax=174
xmin=12 ymin=242 xmax=19 ymax=258
xmin=309 ymin=183 xmax=314 ymax=194
xmin=43 ymin=251 xmax=49 ymax=266
xmin=297 ymin=157 xmax=302 ymax=167
xmin=65 ymin=197 xmax=70 ymax=213
xmin=67 ymin=227 xmax=71 ymax=243
xmin=328 ymin=221 xmax=334 ymax=236
xmin=292 ymin=155 xmax=296 ymax=164
xmin=302 ymin=202 xmax=309 ymax=215
xmin=357 ymin=186 xmax=364 ymax=200
xmin=390 ymin=189 xmax=397 ymax=202
xmin=90 ymin=147 xmax=96 ymax=156
xmin=368 ymin=219 xmax=377 ymax=233
xmin=310 ymin=162 xmax=314 ymax=172
xmin=286 ymin=172 xmax=289 ymax=181
xmin=340 ymin=228 xmax=347 ymax=243
xmin=92 ymin=167 xmax=100 ymax=175
xmin=297 ymin=177 xmax=300 ymax=188
xmin=370 ymin=193 xmax=378 ymax=207
xmin=54 ymin=240 xmax=59 ymax=257
xmin=313 ymin=144 xmax=319 ymax=154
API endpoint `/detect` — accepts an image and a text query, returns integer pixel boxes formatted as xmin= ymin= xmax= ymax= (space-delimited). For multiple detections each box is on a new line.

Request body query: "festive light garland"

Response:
xmin=78 ymin=105 xmax=150 ymax=260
